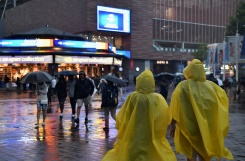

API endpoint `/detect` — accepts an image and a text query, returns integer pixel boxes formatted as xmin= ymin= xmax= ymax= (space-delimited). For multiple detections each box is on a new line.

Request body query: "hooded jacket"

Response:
xmin=170 ymin=59 xmax=233 ymax=160
xmin=102 ymin=70 xmax=176 ymax=161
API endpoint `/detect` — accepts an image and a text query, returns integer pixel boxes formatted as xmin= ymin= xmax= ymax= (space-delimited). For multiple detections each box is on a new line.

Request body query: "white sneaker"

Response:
xmin=35 ymin=123 xmax=39 ymax=128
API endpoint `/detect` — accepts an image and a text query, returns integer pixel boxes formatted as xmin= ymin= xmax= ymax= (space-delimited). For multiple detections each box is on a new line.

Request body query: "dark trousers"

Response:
xmin=58 ymin=97 xmax=66 ymax=113
xmin=70 ymin=97 xmax=76 ymax=115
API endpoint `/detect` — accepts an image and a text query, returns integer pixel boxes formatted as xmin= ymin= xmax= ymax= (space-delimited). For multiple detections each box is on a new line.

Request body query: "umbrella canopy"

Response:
xmin=57 ymin=70 xmax=78 ymax=76
xmin=154 ymin=72 xmax=175 ymax=80
xmin=102 ymin=74 xmax=126 ymax=87
xmin=20 ymin=71 xmax=53 ymax=83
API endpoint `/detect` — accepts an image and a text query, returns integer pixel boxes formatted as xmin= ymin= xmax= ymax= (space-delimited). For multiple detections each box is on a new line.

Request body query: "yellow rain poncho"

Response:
xmin=170 ymin=59 xmax=233 ymax=160
xmin=102 ymin=70 xmax=176 ymax=161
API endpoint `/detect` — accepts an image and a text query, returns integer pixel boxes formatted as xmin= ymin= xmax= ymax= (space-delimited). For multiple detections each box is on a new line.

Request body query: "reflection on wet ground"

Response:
xmin=0 ymin=88 xmax=244 ymax=160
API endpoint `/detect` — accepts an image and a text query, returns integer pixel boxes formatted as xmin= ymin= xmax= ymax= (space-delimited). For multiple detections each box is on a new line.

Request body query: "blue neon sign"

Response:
xmin=0 ymin=39 xmax=53 ymax=47
xmin=116 ymin=50 xmax=131 ymax=58
xmin=0 ymin=39 xmax=36 ymax=47
xmin=54 ymin=40 xmax=96 ymax=49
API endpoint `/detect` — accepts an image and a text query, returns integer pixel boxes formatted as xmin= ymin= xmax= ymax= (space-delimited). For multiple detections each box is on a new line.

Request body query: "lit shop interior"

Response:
xmin=0 ymin=38 xmax=128 ymax=82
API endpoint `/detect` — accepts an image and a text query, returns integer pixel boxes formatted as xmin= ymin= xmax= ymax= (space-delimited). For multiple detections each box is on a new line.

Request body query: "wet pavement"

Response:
xmin=0 ymin=85 xmax=245 ymax=161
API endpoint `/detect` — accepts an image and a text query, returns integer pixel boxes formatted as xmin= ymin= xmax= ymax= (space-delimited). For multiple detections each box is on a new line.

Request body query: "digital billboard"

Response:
xmin=97 ymin=6 xmax=130 ymax=33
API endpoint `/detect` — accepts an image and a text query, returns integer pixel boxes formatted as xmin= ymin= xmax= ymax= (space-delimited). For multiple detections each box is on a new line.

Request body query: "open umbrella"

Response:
xmin=102 ymin=74 xmax=126 ymax=87
xmin=154 ymin=72 xmax=175 ymax=80
xmin=20 ymin=71 xmax=53 ymax=83
xmin=57 ymin=70 xmax=78 ymax=76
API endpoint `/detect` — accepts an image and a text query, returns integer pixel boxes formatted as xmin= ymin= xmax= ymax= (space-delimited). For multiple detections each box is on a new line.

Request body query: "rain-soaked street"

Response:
xmin=0 ymin=85 xmax=245 ymax=161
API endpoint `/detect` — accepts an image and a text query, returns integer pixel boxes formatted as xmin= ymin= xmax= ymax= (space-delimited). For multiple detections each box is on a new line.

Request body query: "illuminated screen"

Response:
xmin=97 ymin=6 xmax=130 ymax=33
xmin=54 ymin=40 xmax=96 ymax=49
xmin=54 ymin=40 xmax=109 ymax=50
xmin=0 ymin=39 xmax=53 ymax=47
xmin=116 ymin=50 xmax=131 ymax=58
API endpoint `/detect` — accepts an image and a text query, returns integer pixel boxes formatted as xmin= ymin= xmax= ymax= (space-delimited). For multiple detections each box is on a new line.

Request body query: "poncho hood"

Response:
xmin=170 ymin=59 xmax=233 ymax=161
xmin=183 ymin=59 xmax=206 ymax=81
xmin=102 ymin=70 xmax=176 ymax=161
xmin=136 ymin=69 xmax=155 ymax=94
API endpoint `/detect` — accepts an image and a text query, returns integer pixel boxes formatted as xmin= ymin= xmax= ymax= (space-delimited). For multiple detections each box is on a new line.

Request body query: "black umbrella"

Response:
xmin=20 ymin=71 xmax=53 ymax=83
xmin=57 ymin=70 xmax=78 ymax=76
xmin=154 ymin=72 xmax=175 ymax=80
xmin=102 ymin=74 xmax=126 ymax=87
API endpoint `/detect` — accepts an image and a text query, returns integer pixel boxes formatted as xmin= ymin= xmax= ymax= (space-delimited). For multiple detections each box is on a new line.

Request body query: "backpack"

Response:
xmin=106 ymin=86 xmax=118 ymax=107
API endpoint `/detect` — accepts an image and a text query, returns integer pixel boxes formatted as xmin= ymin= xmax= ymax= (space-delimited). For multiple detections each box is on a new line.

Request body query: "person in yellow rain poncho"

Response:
xmin=102 ymin=70 xmax=177 ymax=161
xmin=169 ymin=59 xmax=233 ymax=161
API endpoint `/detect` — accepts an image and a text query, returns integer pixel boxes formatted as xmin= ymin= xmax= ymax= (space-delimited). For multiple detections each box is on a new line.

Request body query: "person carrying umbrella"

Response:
xmin=158 ymin=77 xmax=170 ymax=100
xmin=35 ymin=81 xmax=49 ymax=128
xmin=55 ymin=75 xmax=67 ymax=121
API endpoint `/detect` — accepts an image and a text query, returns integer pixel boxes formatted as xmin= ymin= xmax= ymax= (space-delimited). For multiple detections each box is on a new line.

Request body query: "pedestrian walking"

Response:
xmin=98 ymin=78 xmax=107 ymax=95
xmin=55 ymin=75 xmax=67 ymax=121
xmin=216 ymin=75 xmax=224 ymax=89
xmin=231 ymin=77 xmax=238 ymax=100
xmin=207 ymin=73 xmax=219 ymax=85
xmin=4 ymin=75 xmax=10 ymax=91
xmin=67 ymin=75 xmax=76 ymax=121
xmin=51 ymin=76 xmax=57 ymax=96
xmin=16 ymin=77 xmax=21 ymax=90
xmin=101 ymin=80 xmax=118 ymax=131
xmin=88 ymin=77 xmax=97 ymax=110
xmin=102 ymin=70 xmax=176 ymax=161
xmin=47 ymin=83 xmax=52 ymax=106
xmin=158 ymin=77 xmax=169 ymax=100
xmin=169 ymin=59 xmax=233 ymax=161
xmin=35 ymin=82 xmax=49 ymax=128
xmin=74 ymin=71 xmax=94 ymax=125
xmin=174 ymin=75 xmax=181 ymax=87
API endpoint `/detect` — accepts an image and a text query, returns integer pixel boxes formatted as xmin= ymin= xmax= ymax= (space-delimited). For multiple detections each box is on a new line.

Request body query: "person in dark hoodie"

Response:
xmin=74 ymin=71 xmax=94 ymax=126
xmin=101 ymin=80 xmax=118 ymax=131
xmin=55 ymin=75 xmax=67 ymax=121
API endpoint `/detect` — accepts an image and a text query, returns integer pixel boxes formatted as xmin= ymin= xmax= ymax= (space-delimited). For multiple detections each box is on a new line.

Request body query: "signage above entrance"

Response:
xmin=0 ymin=39 xmax=53 ymax=47
xmin=0 ymin=55 xmax=53 ymax=63
xmin=54 ymin=40 xmax=110 ymax=51
xmin=55 ymin=55 xmax=113 ymax=64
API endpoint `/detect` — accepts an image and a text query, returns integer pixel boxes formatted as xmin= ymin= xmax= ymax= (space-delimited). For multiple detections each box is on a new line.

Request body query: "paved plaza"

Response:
xmin=0 ymin=85 xmax=245 ymax=161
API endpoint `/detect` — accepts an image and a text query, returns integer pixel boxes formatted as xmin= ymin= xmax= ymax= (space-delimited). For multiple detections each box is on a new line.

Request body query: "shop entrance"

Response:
xmin=57 ymin=64 xmax=102 ymax=78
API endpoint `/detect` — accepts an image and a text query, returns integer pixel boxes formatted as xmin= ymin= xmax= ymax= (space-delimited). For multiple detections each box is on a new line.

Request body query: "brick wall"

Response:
xmin=4 ymin=0 xmax=87 ymax=35
xmin=4 ymin=0 xmax=153 ymax=60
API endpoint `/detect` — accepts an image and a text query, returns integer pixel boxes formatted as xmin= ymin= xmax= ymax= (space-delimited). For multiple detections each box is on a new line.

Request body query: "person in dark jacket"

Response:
xmin=16 ymin=77 xmax=21 ymax=91
xmin=47 ymin=82 xmax=52 ymax=106
xmin=159 ymin=77 xmax=169 ymax=100
xmin=55 ymin=75 xmax=67 ymax=121
xmin=101 ymin=80 xmax=118 ymax=131
xmin=207 ymin=73 xmax=219 ymax=85
xmin=74 ymin=71 xmax=94 ymax=125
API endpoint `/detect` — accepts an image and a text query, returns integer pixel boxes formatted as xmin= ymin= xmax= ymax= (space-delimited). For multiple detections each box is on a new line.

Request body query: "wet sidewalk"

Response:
xmin=0 ymin=84 xmax=245 ymax=161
